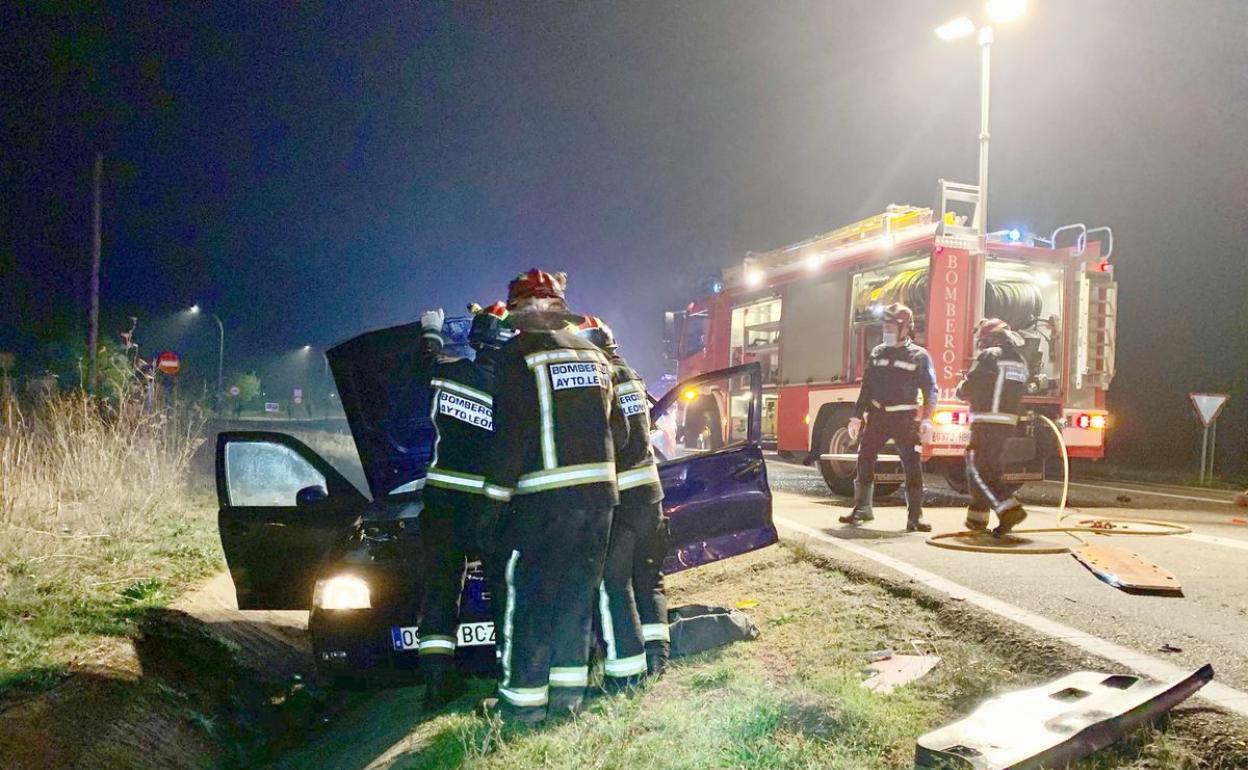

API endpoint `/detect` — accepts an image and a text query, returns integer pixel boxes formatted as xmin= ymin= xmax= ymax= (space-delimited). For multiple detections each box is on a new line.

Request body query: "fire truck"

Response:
xmin=663 ymin=181 xmax=1117 ymax=497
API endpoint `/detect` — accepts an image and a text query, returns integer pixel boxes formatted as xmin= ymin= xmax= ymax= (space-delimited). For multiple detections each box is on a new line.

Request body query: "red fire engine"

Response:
xmin=664 ymin=182 xmax=1117 ymax=496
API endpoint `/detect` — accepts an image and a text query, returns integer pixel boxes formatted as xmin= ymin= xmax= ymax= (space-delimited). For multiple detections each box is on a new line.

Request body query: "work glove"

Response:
xmin=847 ymin=416 xmax=862 ymax=442
xmin=420 ymin=308 xmax=445 ymax=331
xmin=918 ymin=419 xmax=933 ymax=442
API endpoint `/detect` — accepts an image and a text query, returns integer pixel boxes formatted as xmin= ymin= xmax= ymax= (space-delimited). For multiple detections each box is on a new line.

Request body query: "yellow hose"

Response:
xmin=925 ymin=415 xmax=1190 ymax=554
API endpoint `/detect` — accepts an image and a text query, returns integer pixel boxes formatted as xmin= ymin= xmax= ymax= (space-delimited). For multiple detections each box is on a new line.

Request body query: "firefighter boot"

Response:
xmin=548 ymin=687 xmax=586 ymax=718
xmin=992 ymin=505 xmax=1028 ymax=538
xmin=965 ymin=508 xmax=990 ymax=532
xmin=421 ymin=657 xmax=460 ymax=708
xmin=478 ymin=697 xmax=547 ymax=725
xmin=645 ymin=640 xmax=669 ymax=678
xmin=904 ymin=477 xmax=931 ymax=533
xmin=838 ymin=480 xmax=875 ymax=524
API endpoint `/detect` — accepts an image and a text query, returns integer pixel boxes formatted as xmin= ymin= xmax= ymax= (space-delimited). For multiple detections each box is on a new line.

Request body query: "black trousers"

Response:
xmin=855 ymin=409 xmax=924 ymax=519
xmin=496 ymin=498 xmax=612 ymax=712
xmin=418 ymin=496 xmax=486 ymax=661
xmin=635 ymin=508 xmax=670 ymax=651
xmin=966 ymin=423 xmax=1022 ymax=516
xmin=600 ymin=500 xmax=667 ymax=680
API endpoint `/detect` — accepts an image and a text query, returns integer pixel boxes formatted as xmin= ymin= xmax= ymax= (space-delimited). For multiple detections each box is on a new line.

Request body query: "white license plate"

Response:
xmin=874 ymin=473 xmax=906 ymax=482
xmin=390 ymin=625 xmax=420 ymax=651
xmin=456 ymin=621 xmax=496 ymax=647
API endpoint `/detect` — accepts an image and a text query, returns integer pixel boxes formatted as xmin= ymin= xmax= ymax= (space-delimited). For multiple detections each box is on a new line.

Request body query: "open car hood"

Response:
xmin=326 ymin=317 xmax=472 ymax=501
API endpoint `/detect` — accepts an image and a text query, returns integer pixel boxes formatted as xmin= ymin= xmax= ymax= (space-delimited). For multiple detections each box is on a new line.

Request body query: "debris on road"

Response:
xmin=1071 ymin=545 xmax=1183 ymax=595
xmin=1159 ymin=643 xmax=1183 ymax=653
xmin=862 ymin=640 xmax=939 ymax=694
xmin=915 ymin=664 xmax=1214 ymax=769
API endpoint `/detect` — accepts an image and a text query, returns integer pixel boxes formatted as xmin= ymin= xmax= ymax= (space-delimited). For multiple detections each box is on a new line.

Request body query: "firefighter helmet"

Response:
xmin=974 ymin=317 xmax=1012 ymax=348
xmin=882 ymin=303 xmax=914 ymax=329
xmin=468 ymin=301 xmax=514 ymax=349
xmin=577 ymin=315 xmax=617 ymax=352
xmin=507 ymin=268 xmax=567 ymax=307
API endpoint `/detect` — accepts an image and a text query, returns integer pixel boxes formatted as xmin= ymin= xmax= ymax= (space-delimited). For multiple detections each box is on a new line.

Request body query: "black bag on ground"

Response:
xmin=667 ymin=604 xmax=760 ymax=658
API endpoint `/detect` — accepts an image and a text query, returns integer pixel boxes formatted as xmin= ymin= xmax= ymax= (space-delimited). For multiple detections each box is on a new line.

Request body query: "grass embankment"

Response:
xmin=0 ymin=392 xmax=222 ymax=695
xmin=279 ymin=546 xmax=1208 ymax=770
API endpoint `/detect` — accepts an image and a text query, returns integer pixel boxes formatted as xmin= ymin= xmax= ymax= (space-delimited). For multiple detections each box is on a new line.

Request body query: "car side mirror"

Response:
xmin=296 ymin=484 xmax=329 ymax=507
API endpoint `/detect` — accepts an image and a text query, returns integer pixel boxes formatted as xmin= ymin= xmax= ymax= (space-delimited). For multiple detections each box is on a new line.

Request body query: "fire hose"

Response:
xmin=925 ymin=415 xmax=1191 ymax=554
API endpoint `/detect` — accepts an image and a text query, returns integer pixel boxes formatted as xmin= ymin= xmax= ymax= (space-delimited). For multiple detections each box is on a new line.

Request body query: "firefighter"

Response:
xmin=957 ymin=318 xmax=1030 ymax=536
xmin=414 ymin=302 xmax=512 ymax=704
xmin=482 ymin=269 xmax=629 ymax=723
xmin=838 ymin=303 xmax=937 ymax=532
xmin=577 ymin=316 xmax=670 ymax=686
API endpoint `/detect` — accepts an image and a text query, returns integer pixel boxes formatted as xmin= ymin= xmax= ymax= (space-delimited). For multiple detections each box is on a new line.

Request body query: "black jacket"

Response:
xmin=484 ymin=311 xmax=629 ymax=509
xmin=853 ymin=340 xmax=938 ymax=420
xmin=411 ymin=331 xmax=499 ymax=506
xmin=956 ymin=344 xmax=1030 ymax=425
xmin=610 ymin=353 xmax=663 ymax=506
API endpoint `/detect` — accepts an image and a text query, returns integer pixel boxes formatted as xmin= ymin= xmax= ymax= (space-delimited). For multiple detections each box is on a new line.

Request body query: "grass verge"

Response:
xmin=0 ymin=392 xmax=222 ymax=697
xmin=277 ymin=545 xmax=1218 ymax=770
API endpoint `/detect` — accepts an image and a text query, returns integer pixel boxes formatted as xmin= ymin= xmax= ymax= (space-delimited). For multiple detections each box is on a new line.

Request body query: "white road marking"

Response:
xmin=1028 ymin=505 xmax=1248 ymax=553
xmin=1183 ymin=533 xmax=1248 ymax=553
xmin=774 ymin=514 xmax=1248 ymax=718
xmin=1053 ymin=480 xmax=1235 ymax=506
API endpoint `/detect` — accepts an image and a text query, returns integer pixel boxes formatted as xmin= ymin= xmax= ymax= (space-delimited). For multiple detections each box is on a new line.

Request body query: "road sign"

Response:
xmin=264 ymin=402 xmax=280 ymax=413
xmin=1189 ymin=393 xmax=1230 ymax=484
xmin=293 ymin=388 xmax=303 ymax=405
xmin=228 ymin=385 xmax=241 ymax=397
xmin=156 ymin=351 xmax=181 ymax=376
xmin=1189 ymin=393 xmax=1229 ymax=427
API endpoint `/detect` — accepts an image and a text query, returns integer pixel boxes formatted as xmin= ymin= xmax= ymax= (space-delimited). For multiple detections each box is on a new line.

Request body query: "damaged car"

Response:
xmin=214 ymin=319 xmax=776 ymax=685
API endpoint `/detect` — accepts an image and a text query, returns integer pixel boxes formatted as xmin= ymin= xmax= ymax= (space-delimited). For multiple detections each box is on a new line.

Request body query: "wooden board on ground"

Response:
xmin=1072 ymin=545 xmax=1183 ymax=595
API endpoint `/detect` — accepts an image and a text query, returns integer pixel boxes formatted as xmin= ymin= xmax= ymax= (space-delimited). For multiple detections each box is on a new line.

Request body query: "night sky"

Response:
xmin=2 ymin=1 xmax=1245 ymax=475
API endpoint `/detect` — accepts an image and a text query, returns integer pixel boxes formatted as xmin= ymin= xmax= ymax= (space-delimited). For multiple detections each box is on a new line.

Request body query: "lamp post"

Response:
xmin=935 ymin=0 xmax=1027 ymax=235
xmin=190 ymin=304 xmax=225 ymax=394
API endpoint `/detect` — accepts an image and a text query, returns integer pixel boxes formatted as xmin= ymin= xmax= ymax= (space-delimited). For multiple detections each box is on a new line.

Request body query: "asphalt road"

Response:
xmin=765 ymin=455 xmax=1248 ymax=717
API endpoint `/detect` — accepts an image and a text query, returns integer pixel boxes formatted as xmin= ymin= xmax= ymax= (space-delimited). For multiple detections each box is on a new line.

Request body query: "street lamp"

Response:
xmin=189 ymin=304 xmax=225 ymax=394
xmin=935 ymin=0 xmax=1027 ymax=234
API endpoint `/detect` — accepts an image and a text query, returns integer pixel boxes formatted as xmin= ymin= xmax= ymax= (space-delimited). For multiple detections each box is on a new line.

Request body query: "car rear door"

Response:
xmin=650 ymin=362 xmax=777 ymax=574
xmin=216 ymin=431 xmax=369 ymax=609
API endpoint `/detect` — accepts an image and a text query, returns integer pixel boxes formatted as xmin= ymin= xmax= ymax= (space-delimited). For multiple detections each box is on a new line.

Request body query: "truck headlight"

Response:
xmin=313 ymin=575 xmax=371 ymax=610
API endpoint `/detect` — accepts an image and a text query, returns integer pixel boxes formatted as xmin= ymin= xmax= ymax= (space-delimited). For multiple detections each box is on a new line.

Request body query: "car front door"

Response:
xmin=216 ymin=431 xmax=369 ymax=609
xmin=651 ymin=362 xmax=776 ymax=574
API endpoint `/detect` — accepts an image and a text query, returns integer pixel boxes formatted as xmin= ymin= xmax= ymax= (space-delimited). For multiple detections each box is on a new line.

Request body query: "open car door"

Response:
xmin=216 ymin=431 xmax=369 ymax=609
xmin=651 ymin=362 xmax=777 ymax=574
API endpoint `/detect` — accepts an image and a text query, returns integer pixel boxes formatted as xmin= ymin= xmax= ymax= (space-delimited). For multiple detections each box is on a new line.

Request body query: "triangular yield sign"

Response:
xmin=1189 ymin=392 xmax=1229 ymax=427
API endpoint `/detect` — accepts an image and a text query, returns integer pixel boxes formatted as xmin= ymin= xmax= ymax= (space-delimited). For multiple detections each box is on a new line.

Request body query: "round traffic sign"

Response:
xmin=156 ymin=351 xmax=181 ymax=376
xmin=228 ymin=385 xmax=241 ymax=397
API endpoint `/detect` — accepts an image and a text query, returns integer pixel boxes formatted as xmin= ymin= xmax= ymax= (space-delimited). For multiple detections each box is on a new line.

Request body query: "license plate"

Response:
xmin=457 ymin=621 xmax=496 ymax=647
xmin=390 ymin=625 xmax=420 ymax=652
xmin=874 ymin=472 xmax=906 ymax=482
xmin=1001 ymin=471 xmax=1044 ymax=482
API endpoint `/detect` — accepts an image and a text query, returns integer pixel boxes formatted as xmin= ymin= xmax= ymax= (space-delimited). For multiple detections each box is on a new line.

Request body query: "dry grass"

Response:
xmin=0 ymin=391 xmax=222 ymax=694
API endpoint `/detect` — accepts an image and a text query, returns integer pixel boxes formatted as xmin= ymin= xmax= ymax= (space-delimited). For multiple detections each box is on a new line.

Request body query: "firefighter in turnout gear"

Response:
xmin=578 ymin=316 xmax=671 ymax=686
xmin=957 ymin=318 xmax=1031 ymax=536
xmin=839 ymin=303 xmax=938 ymax=532
xmin=415 ymin=302 xmax=513 ymax=704
xmin=483 ymin=269 xmax=630 ymax=723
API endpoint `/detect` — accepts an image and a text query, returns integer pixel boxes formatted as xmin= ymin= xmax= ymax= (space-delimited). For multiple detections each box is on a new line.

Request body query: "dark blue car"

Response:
xmin=214 ymin=319 xmax=775 ymax=685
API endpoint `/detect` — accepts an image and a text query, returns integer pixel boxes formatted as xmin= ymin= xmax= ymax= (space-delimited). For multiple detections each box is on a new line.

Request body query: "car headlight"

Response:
xmin=313 ymin=575 xmax=371 ymax=610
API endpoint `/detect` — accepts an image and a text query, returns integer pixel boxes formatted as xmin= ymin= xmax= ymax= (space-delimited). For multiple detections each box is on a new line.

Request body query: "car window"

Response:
xmin=651 ymin=371 xmax=751 ymax=463
xmin=225 ymin=441 xmax=326 ymax=507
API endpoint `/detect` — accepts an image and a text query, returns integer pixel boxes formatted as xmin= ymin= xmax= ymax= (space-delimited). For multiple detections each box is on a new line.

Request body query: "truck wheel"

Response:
xmin=816 ymin=408 xmax=899 ymax=499
xmin=943 ymin=459 xmax=1022 ymax=497
xmin=942 ymin=459 xmax=969 ymax=494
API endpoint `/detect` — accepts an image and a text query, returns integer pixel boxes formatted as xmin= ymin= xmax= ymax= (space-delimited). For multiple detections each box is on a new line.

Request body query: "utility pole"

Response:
xmin=88 ymin=152 xmax=103 ymax=395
